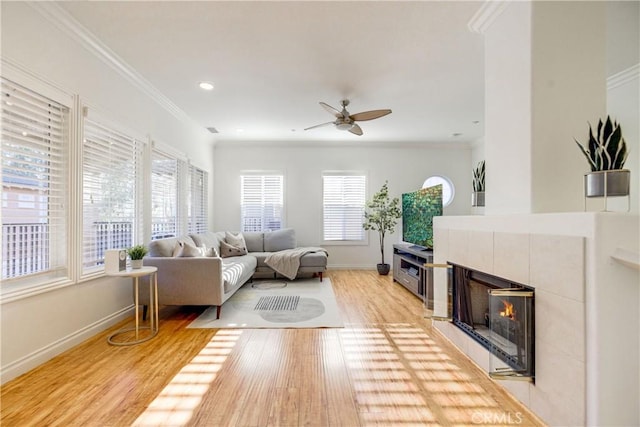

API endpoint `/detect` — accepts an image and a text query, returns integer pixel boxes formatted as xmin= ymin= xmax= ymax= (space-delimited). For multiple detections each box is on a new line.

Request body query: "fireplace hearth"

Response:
xmin=449 ymin=263 xmax=535 ymax=381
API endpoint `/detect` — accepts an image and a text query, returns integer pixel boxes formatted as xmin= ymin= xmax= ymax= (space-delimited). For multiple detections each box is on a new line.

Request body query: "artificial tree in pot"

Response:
xmin=363 ymin=181 xmax=402 ymax=275
xmin=575 ymin=115 xmax=629 ymax=199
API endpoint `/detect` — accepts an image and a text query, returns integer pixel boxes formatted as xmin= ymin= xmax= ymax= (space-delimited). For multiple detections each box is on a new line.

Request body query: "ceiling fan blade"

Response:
xmin=304 ymin=121 xmax=334 ymax=131
xmin=320 ymin=102 xmax=342 ymax=118
xmin=349 ymin=124 xmax=363 ymax=136
xmin=350 ymin=109 xmax=392 ymax=122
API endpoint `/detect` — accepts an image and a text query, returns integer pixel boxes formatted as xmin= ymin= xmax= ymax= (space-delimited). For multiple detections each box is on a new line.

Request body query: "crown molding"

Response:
xmin=607 ymin=63 xmax=640 ymax=91
xmin=27 ymin=2 xmax=198 ymax=129
xmin=468 ymin=1 xmax=510 ymax=34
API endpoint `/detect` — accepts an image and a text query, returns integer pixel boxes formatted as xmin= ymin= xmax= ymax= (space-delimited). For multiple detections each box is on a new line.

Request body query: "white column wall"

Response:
xmin=607 ymin=71 xmax=639 ymax=214
xmin=483 ymin=2 xmax=532 ymax=215
xmin=484 ymin=2 xmax=607 ymax=215
xmin=530 ymin=2 xmax=606 ymax=213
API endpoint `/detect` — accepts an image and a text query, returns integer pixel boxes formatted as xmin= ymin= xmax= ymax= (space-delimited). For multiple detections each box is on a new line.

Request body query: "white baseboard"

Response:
xmin=0 ymin=306 xmax=133 ymax=385
xmin=327 ymin=264 xmax=376 ymax=270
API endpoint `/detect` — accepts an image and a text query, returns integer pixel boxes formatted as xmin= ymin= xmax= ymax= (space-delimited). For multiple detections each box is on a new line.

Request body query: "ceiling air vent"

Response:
xmin=206 ymin=127 xmax=219 ymax=134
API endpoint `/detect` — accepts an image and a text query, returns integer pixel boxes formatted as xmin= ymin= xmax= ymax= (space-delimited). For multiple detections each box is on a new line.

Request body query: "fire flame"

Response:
xmin=499 ymin=300 xmax=515 ymax=320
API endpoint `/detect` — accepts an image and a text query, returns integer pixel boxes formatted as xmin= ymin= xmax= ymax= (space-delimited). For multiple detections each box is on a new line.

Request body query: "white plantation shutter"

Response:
xmin=188 ymin=165 xmax=208 ymax=234
xmin=1 ymin=77 xmax=69 ymax=282
xmin=323 ymin=173 xmax=366 ymax=241
xmin=241 ymin=174 xmax=283 ymax=232
xmin=151 ymin=149 xmax=186 ymax=239
xmin=82 ymin=119 xmax=143 ymax=273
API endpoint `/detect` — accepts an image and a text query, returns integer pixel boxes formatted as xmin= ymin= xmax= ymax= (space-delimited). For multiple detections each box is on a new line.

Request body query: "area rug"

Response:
xmin=187 ymin=278 xmax=344 ymax=329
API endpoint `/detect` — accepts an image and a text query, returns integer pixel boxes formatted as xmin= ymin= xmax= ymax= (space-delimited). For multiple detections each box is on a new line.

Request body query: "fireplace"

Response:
xmin=449 ymin=263 xmax=535 ymax=381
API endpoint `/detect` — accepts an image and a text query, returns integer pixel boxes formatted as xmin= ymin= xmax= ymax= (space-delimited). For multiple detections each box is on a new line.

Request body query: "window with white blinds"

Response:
xmin=1 ymin=77 xmax=69 ymax=282
xmin=151 ymin=149 xmax=185 ymax=240
xmin=82 ymin=119 xmax=143 ymax=274
xmin=188 ymin=165 xmax=208 ymax=234
xmin=241 ymin=174 xmax=283 ymax=232
xmin=322 ymin=173 xmax=366 ymax=242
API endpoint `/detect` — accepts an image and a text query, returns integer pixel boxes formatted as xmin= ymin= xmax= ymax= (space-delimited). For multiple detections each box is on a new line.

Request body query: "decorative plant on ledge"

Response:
xmin=472 ymin=160 xmax=485 ymax=192
xmin=575 ymin=115 xmax=628 ymax=172
xmin=363 ymin=181 xmax=402 ymax=275
xmin=575 ymin=115 xmax=630 ymax=201
xmin=472 ymin=160 xmax=485 ymax=207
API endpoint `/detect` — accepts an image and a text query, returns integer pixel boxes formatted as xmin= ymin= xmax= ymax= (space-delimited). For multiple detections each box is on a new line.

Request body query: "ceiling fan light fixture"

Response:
xmin=336 ymin=122 xmax=354 ymax=131
xmin=306 ymin=99 xmax=392 ymax=136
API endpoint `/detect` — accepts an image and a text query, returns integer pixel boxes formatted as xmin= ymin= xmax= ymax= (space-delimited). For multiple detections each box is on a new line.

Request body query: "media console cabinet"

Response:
xmin=392 ymin=243 xmax=433 ymax=300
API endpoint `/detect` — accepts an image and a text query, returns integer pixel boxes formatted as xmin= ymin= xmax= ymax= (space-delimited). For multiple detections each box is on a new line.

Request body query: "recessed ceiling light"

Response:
xmin=199 ymin=82 xmax=214 ymax=91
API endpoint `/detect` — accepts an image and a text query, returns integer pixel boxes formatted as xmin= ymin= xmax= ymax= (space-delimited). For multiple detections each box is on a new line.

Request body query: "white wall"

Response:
xmin=606 ymin=1 xmax=639 ymax=214
xmin=214 ymin=141 xmax=471 ymax=268
xmin=0 ymin=3 xmax=214 ymax=383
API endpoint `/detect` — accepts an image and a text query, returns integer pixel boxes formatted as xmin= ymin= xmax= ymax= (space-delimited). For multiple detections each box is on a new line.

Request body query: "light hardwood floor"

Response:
xmin=1 ymin=270 xmax=544 ymax=426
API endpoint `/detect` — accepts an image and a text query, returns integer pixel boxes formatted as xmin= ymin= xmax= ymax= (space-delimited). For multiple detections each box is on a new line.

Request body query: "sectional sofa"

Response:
xmin=140 ymin=228 xmax=328 ymax=318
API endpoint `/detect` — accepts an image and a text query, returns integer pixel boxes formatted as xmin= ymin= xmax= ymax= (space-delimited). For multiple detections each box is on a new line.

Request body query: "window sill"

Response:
xmin=321 ymin=240 xmax=369 ymax=247
xmin=1 ymin=277 xmax=75 ymax=304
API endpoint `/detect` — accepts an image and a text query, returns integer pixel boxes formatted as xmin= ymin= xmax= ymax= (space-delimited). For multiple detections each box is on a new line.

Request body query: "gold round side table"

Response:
xmin=106 ymin=266 xmax=159 ymax=346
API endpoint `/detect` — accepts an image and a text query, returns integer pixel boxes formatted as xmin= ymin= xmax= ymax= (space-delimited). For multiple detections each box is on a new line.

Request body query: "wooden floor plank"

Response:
xmin=1 ymin=271 xmax=545 ymax=426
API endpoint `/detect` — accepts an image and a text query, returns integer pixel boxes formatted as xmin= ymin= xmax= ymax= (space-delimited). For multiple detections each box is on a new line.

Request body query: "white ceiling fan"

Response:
xmin=304 ymin=99 xmax=392 ymax=136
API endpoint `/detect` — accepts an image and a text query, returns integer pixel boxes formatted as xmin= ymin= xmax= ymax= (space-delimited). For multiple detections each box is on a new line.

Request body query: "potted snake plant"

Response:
xmin=472 ymin=160 xmax=485 ymax=207
xmin=575 ymin=115 xmax=629 ymax=198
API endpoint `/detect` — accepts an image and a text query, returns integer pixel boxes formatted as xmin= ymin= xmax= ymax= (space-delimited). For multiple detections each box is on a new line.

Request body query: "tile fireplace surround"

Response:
xmin=432 ymin=212 xmax=639 ymax=427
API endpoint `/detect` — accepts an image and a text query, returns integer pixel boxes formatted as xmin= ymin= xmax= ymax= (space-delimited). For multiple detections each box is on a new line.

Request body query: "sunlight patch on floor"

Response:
xmin=339 ymin=323 xmax=525 ymax=426
xmin=132 ymin=330 xmax=242 ymax=426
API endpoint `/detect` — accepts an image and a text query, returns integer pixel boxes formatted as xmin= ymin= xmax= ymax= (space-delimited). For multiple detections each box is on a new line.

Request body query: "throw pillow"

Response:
xmin=264 ymin=228 xmax=296 ymax=252
xmin=225 ymin=231 xmax=248 ymax=252
xmin=220 ymin=240 xmax=248 ymax=258
xmin=191 ymin=232 xmax=221 ymax=257
xmin=200 ymin=244 xmax=219 ymax=257
xmin=173 ymin=241 xmax=205 ymax=257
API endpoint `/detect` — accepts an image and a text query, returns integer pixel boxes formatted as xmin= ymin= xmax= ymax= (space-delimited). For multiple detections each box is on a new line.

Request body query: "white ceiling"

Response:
xmin=59 ymin=1 xmax=485 ymax=144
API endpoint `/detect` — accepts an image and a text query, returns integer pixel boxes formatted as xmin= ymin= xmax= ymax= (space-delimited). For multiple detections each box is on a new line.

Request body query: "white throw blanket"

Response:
xmin=265 ymin=247 xmax=328 ymax=280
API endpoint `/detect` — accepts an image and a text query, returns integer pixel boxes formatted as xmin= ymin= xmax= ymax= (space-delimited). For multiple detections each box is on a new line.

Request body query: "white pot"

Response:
xmin=131 ymin=259 xmax=143 ymax=269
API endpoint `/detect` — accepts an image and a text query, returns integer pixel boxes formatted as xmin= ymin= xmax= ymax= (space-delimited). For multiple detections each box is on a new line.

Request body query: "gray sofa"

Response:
xmin=140 ymin=228 xmax=327 ymax=318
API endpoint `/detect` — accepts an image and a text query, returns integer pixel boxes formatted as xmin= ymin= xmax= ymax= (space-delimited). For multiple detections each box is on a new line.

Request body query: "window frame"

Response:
xmin=321 ymin=171 xmax=368 ymax=246
xmin=1 ymin=72 xmax=74 ymax=301
xmin=188 ymin=164 xmax=209 ymax=234
xmin=240 ymin=171 xmax=285 ymax=233
xmin=150 ymin=145 xmax=186 ymax=240
xmin=81 ymin=111 xmax=145 ymax=277
xmin=422 ymin=175 xmax=455 ymax=207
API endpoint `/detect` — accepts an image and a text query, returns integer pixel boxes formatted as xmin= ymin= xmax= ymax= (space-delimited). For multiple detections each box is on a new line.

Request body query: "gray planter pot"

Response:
xmin=585 ymin=169 xmax=630 ymax=197
xmin=472 ymin=191 xmax=485 ymax=207
xmin=377 ymin=263 xmax=390 ymax=275
xmin=131 ymin=259 xmax=143 ymax=269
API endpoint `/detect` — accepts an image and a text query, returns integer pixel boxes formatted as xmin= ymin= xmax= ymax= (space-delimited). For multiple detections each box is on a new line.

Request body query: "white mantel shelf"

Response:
xmin=611 ymin=248 xmax=640 ymax=270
